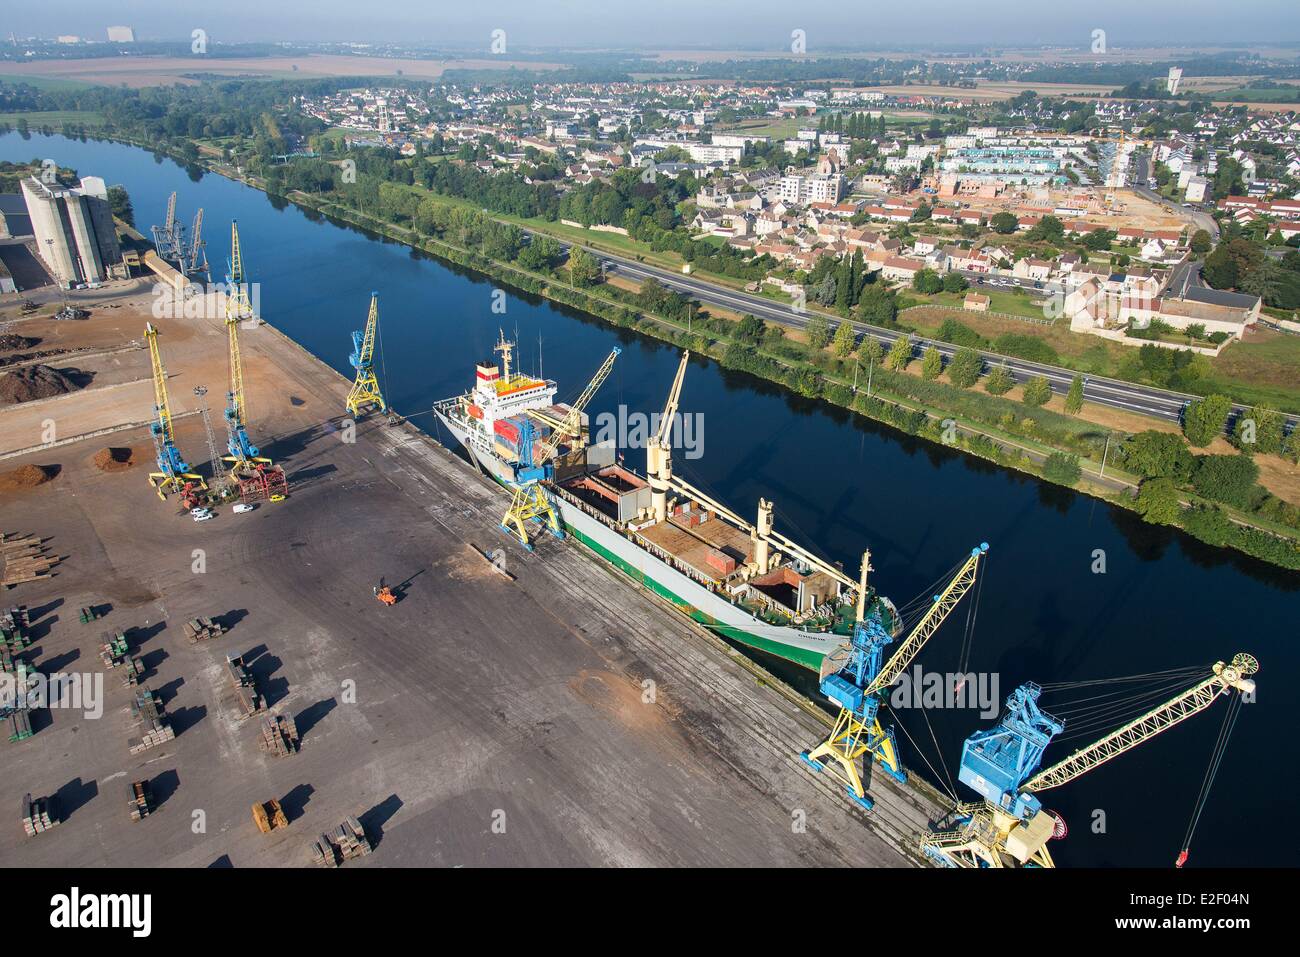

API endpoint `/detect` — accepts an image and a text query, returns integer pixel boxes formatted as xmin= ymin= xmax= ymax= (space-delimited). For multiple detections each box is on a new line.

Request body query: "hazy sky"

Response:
xmin=7 ymin=0 xmax=1299 ymax=50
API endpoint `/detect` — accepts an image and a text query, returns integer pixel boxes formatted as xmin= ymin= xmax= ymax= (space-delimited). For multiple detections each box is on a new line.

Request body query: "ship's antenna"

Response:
xmin=538 ymin=331 xmax=544 ymax=380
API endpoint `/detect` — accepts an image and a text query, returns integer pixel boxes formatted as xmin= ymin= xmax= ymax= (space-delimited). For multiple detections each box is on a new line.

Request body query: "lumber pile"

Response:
xmin=182 ymin=616 xmax=226 ymax=644
xmin=257 ymin=713 xmax=299 ymax=757
xmin=226 ymin=653 xmax=265 ymax=719
xmin=1 ymin=606 xmax=30 ymax=653
xmin=21 ymin=793 xmax=58 ymax=836
xmin=0 ymin=534 xmax=60 ymax=589
xmin=99 ymin=629 xmax=129 ymax=668
xmin=127 ymin=689 xmax=174 ymax=753
xmin=77 ymin=605 xmax=101 ymax=624
xmin=7 ymin=708 xmax=33 ymax=743
xmin=4 ymin=662 xmax=34 ymax=742
xmin=310 ymin=817 xmax=370 ymax=867
xmin=252 ymin=799 xmax=288 ymax=834
xmin=126 ymin=781 xmax=152 ymax=822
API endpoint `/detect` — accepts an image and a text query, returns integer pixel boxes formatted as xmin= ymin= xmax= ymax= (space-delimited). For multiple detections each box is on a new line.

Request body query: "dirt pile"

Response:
xmin=0 ymin=464 xmax=56 ymax=494
xmin=0 ymin=334 xmax=39 ymax=351
xmin=94 ymin=447 xmax=136 ymax=472
xmin=0 ymin=365 xmax=78 ymax=405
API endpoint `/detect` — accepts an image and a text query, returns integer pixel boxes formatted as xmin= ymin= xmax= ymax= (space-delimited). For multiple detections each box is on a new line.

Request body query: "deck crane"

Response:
xmin=801 ymin=543 xmax=989 ymax=810
xmin=222 ymin=220 xmax=270 ymax=475
xmin=647 ymin=350 xmax=689 ymax=524
xmin=144 ymin=322 xmax=205 ymax=500
xmin=501 ymin=346 xmax=620 ymax=550
xmin=345 ymin=291 xmax=387 ymax=418
xmin=920 ymin=653 xmax=1258 ymax=868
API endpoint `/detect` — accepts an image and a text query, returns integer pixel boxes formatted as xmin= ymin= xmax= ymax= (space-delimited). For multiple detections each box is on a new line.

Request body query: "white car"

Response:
xmin=189 ymin=507 xmax=209 ymax=516
xmin=232 ymin=503 xmax=255 ymax=514
xmin=192 ymin=510 xmax=214 ymax=523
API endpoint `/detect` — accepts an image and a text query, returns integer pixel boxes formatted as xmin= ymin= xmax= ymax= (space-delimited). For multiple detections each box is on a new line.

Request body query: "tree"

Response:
xmin=1232 ymin=405 xmax=1284 ymax=455
xmin=1064 ymin=374 xmax=1084 ymax=414
xmin=1122 ymin=431 xmax=1195 ymax=482
xmin=1191 ymin=454 xmax=1260 ymax=510
xmin=1021 ymin=375 xmax=1052 ymax=408
xmin=860 ymin=335 xmax=884 ymax=366
xmin=832 ymin=320 xmax=857 ymax=357
xmin=1043 ymin=452 xmax=1082 ymax=486
xmin=942 ymin=271 xmax=968 ymax=294
xmin=567 ymin=247 xmax=600 ymax=287
xmin=806 ymin=314 xmax=831 ymax=349
xmin=920 ymin=345 xmax=943 ymax=380
xmin=912 ymin=268 xmax=944 ymax=295
xmin=1135 ymin=478 xmax=1182 ymax=525
xmin=1190 ymin=229 xmax=1212 ymax=255
xmin=857 ymin=284 xmax=898 ymax=326
xmin=887 ymin=334 xmax=913 ymax=371
xmin=990 ymin=211 xmax=1018 ymax=234
xmin=946 ymin=347 xmax=983 ymax=388
xmin=106 ymin=185 xmax=134 ymax=227
xmin=1182 ymin=393 xmax=1232 ymax=447
xmin=984 ymin=363 xmax=1014 ymax=395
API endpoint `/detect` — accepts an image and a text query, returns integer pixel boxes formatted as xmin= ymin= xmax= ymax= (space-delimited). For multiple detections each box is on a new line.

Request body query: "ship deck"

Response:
xmin=639 ymin=515 xmax=753 ymax=582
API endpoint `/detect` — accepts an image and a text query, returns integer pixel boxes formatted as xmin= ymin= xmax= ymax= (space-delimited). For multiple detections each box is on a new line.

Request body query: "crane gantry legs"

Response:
xmin=345 ymin=292 xmax=386 ymax=418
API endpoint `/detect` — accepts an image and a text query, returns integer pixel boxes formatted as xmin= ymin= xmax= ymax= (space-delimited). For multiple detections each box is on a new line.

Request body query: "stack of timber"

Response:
xmin=252 ymin=799 xmax=288 ymax=834
xmin=99 ymin=629 xmax=129 ymax=668
xmin=21 ymin=793 xmax=58 ymax=836
xmin=126 ymin=781 xmax=152 ymax=822
xmin=257 ymin=713 xmax=299 ymax=757
xmin=127 ymin=689 xmax=174 ymax=753
xmin=78 ymin=605 xmax=102 ymax=624
xmin=4 ymin=662 xmax=34 ymax=743
xmin=1 ymin=535 xmax=60 ymax=589
xmin=1 ymin=606 xmax=30 ymax=652
xmin=226 ymin=653 xmax=265 ymax=719
xmin=310 ymin=817 xmax=370 ymax=867
xmin=182 ymin=616 xmax=226 ymax=644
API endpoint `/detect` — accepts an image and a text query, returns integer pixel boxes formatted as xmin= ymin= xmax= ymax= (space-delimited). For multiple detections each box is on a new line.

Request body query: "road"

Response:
xmin=568 ymin=245 xmax=1296 ymax=430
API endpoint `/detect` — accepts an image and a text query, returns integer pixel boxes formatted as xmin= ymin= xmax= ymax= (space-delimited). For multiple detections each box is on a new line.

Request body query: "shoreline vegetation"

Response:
xmin=9 ymin=123 xmax=1299 ymax=572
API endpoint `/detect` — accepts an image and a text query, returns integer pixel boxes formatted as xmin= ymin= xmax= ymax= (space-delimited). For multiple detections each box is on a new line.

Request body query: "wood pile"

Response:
xmin=99 ymin=629 xmax=129 ymax=668
xmin=182 ymin=616 xmax=226 ymax=643
xmin=309 ymin=817 xmax=370 ymax=867
xmin=252 ymin=799 xmax=288 ymax=834
xmin=126 ymin=781 xmax=151 ymax=822
xmin=226 ymin=653 xmax=265 ymax=719
xmin=1 ymin=535 xmax=60 ymax=589
xmin=127 ymin=689 xmax=174 ymax=753
xmin=1 ymin=605 xmax=30 ymax=651
xmin=257 ymin=713 xmax=299 ymax=757
xmin=6 ymin=709 xmax=33 ymax=743
xmin=21 ymin=793 xmax=58 ymax=836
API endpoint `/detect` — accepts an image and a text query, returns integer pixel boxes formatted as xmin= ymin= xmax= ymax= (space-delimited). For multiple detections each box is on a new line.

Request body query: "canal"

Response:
xmin=5 ymin=130 xmax=1296 ymax=867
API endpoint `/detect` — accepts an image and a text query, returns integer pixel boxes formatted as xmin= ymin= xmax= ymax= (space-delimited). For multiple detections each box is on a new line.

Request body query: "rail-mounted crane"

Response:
xmin=144 ymin=322 xmax=205 ymax=500
xmin=500 ymin=347 xmax=620 ymax=550
xmin=222 ymin=220 xmax=270 ymax=475
xmin=921 ymin=653 xmax=1258 ymax=867
xmin=801 ymin=543 xmax=989 ymax=810
xmin=647 ymin=350 xmax=689 ymax=524
xmin=345 ymin=291 xmax=386 ymax=418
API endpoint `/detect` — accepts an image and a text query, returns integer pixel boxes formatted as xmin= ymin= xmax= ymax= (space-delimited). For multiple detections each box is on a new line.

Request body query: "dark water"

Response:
xmin=7 ymin=131 xmax=1296 ymax=868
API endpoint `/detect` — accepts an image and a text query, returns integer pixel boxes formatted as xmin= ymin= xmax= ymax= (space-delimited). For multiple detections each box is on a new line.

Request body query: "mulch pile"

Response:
xmin=0 ymin=464 xmax=55 ymax=494
xmin=93 ymin=447 xmax=136 ymax=472
xmin=0 ymin=334 xmax=39 ymax=351
xmin=0 ymin=365 xmax=78 ymax=405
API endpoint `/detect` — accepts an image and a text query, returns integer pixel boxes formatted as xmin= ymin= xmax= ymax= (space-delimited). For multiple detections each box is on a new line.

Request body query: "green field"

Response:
xmin=0 ymin=110 xmax=106 ymax=127
xmin=0 ymin=75 xmax=95 ymax=92
xmin=1215 ymin=86 xmax=1300 ymax=104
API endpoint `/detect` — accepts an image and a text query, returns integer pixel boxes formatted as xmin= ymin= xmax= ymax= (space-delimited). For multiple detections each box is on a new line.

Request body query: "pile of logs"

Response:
xmin=1 ymin=534 xmax=60 ymax=589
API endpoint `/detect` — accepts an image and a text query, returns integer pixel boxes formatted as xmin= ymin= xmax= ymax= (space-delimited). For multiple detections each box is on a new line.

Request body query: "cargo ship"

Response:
xmin=434 ymin=335 xmax=897 ymax=671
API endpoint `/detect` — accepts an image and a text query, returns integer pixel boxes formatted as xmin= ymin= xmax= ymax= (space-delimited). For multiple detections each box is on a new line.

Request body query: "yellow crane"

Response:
xmin=145 ymin=322 xmax=205 ymax=499
xmin=223 ymin=220 xmax=270 ymax=474
xmin=801 ymin=544 xmax=988 ymax=809
xmin=501 ymin=346 xmax=620 ymax=550
xmin=921 ymin=653 xmax=1258 ymax=867
xmin=345 ymin=292 xmax=386 ymax=418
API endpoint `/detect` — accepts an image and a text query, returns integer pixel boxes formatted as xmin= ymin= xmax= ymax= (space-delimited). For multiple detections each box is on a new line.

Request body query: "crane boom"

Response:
xmin=536 ymin=347 xmax=619 ymax=464
xmin=1025 ymin=654 xmax=1258 ymax=793
xmin=866 ymin=546 xmax=985 ymax=697
xmin=146 ymin=323 xmax=174 ymax=445
xmin=654 ymin=351 xmax=689 ymax=446
xmin=345 ymin=292 xmax=386 ymax=417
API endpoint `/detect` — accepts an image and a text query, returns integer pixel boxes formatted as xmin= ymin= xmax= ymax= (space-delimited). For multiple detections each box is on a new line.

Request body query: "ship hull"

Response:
xmin=436 ymin=407 xmax=841 ymax=671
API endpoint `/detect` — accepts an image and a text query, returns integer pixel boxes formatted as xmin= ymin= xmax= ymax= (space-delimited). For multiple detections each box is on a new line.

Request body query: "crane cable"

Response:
xmin=1177 ymin=689 xmax=1243 ymax=867
xmin=886 ymin=700 xmax=959 ymax=805
xmin=956 ymin=549 xmax=986 ymax=676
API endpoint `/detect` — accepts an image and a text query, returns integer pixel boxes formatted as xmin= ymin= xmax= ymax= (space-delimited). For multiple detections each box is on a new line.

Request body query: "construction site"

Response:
xmin=0 ymin=241 xmax=958 ymax=867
